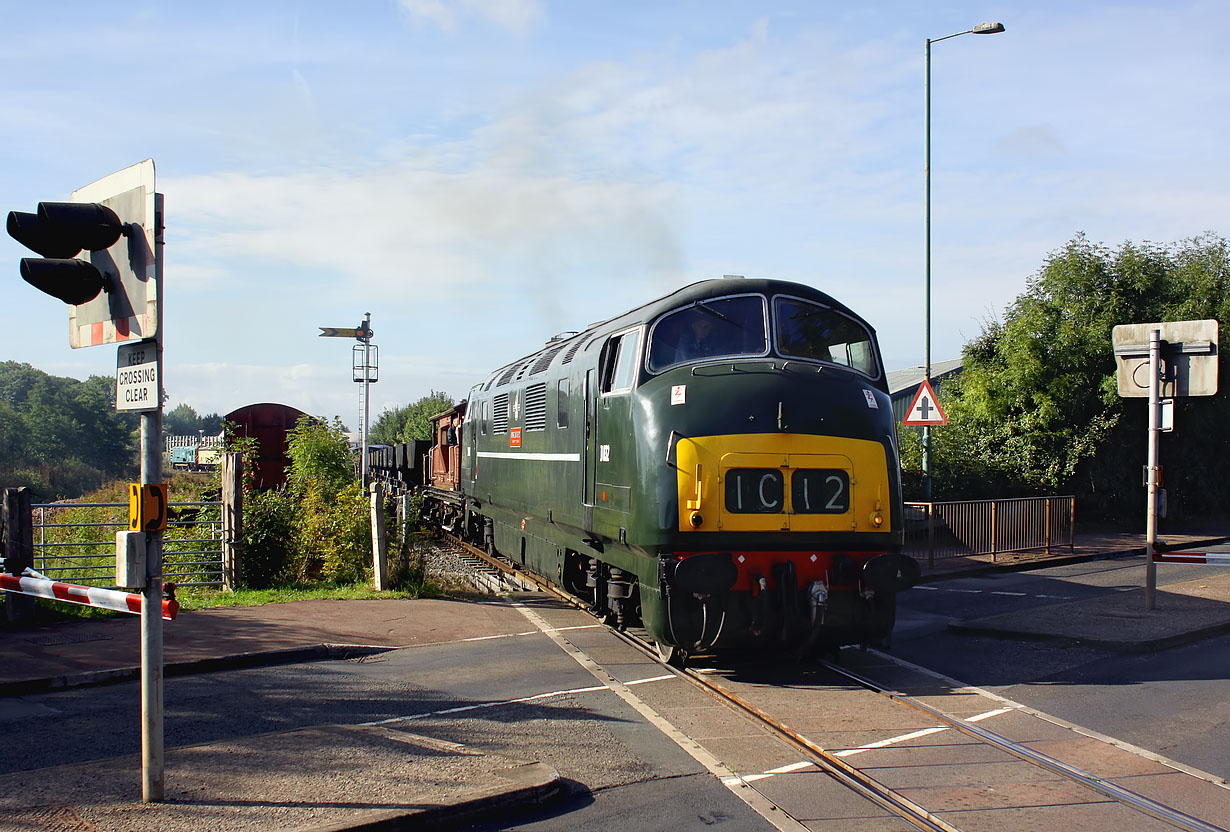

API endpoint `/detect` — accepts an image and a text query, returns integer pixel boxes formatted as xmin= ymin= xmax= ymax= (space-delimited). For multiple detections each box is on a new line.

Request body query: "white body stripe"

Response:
xmin=477 ymin=451 xmax=581 ymax=462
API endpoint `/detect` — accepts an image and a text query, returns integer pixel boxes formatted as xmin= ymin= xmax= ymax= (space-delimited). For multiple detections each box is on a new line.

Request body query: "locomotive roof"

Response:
xmin=621 ymin=278 xmax=866 ymax=329
xmin=474 ymin=277 xmax=875 ymax=393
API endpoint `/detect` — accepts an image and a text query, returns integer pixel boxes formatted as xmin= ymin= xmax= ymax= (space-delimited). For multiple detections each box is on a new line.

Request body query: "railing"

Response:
xmin=32 ymin=501 xmax=225 ymax=588
xmin=904 ymin=496 xmax=1075 ymax=567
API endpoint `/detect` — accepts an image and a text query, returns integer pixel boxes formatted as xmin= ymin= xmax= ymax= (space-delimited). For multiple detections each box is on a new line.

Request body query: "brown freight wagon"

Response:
xmin=224 ymin=402 xmax=311 ymax=488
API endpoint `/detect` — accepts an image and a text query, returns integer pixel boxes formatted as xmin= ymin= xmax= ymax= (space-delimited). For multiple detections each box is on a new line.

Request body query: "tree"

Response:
xmin=285 ymin=416 xmax=355 ymax=501
xmin=165 ymin=402 xmax=225 ymax=437
xmin=370 ymin=390 xmax=454 ymax=445
xmin=913 ymin=233 xmax=1230 ymax=519
xmin=0 ymin=362 xmax=139 ymax=499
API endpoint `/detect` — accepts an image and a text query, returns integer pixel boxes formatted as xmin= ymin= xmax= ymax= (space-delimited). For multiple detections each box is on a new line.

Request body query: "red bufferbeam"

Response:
xmin=1152 ymin=552 xmax=1230 ymax=566
xmin=0 ymin=571 xmax=178 ymax=620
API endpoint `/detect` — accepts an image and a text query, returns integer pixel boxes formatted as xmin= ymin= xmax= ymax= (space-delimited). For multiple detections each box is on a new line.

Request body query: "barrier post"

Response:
xmin=2 ymin=488 xmax=36 ymax=623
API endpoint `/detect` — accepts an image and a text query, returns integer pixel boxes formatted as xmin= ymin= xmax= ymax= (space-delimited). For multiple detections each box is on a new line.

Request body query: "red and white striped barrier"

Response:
xmin=1153 ymin=552 xmax=1230 ymax=566
xmin=0 ymin=569 xmax=178 ymax=620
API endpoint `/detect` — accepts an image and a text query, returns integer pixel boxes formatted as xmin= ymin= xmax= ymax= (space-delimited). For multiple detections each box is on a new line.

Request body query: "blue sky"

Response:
xmin=2 ymin=1 xmax=1227 ymax=430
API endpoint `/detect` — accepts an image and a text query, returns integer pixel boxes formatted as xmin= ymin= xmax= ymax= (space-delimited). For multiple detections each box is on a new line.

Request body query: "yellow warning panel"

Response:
xmin=128 ymin=483 xmax=168 ymax=532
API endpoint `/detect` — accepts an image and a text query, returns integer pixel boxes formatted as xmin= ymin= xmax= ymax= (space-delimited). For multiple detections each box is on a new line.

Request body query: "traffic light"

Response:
xmin=6 ymin=160 xmax=159 ymax=349
xmin=7 ymin=202 xmax=125 ymax=304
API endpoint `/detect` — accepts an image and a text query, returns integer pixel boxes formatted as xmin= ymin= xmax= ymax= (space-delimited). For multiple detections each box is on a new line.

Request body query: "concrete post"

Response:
xmin=371 ymin=482 xmax=388 ymax=590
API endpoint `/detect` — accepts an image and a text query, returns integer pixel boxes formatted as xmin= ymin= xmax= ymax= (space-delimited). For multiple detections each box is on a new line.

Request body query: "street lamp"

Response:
xmin=923 ymin=21 xmax=1005 ymax=500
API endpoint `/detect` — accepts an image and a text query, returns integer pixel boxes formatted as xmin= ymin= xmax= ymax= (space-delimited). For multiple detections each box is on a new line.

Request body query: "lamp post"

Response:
xmin=923 ymin=21 xmax=1004 ymax=500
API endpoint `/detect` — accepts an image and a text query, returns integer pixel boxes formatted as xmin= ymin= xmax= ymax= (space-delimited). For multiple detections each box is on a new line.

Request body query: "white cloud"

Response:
xmin=397 ymin=0 xmax=545 ymax=33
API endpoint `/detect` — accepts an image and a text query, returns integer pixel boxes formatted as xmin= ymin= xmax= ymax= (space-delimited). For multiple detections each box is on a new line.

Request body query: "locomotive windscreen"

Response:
xmin=773 ymin=296 xmax=879 ymax=378
xmin=648 ymin=294 xmax=769 ymax=371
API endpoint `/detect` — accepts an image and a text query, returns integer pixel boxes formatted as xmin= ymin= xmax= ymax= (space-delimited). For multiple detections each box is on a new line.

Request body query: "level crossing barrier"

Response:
xmin=1153 ymin=551 xmax=1230 ymax=566
xmin=904 ymin=495 xmax=1075 ymax=567
xmin=1 ymin=567 xmax=179 ymax=619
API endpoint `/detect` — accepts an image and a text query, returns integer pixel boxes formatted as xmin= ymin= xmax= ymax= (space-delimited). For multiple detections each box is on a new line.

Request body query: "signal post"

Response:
xmin=6 ymin=160 xmax=167 ymax=801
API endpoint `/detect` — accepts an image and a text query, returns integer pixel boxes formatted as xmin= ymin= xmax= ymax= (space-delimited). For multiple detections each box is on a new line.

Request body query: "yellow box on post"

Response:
xmin=128 ymin=483 xmax=168 ymax=533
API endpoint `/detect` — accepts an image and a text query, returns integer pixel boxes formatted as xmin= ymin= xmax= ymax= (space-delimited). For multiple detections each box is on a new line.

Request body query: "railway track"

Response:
xmin=427 ymin=531 xmax=1229 ymax=832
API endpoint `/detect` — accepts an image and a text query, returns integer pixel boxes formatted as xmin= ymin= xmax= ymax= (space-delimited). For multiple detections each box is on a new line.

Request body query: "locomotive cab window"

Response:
xmin=648 ymin=294 xmax=768 ymax=372
xmin=773 ymin=296 xmax=878 ymax=378
xmin=600 ymin=329 xmax=641 ymax=394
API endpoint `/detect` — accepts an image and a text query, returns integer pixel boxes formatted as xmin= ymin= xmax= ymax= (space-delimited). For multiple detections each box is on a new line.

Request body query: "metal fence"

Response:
xmin=32 ymin=501 xmax=225 ymax=588
xmin=904 ymin=496 xmax=1075 ymax=567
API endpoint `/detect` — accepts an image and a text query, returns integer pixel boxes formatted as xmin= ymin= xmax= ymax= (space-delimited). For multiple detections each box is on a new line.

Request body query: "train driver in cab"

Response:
xmin=674 ymin=307 xmax=737 ymax=363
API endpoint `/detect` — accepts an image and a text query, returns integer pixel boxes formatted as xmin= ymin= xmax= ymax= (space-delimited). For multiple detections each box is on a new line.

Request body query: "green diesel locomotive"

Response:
xmin=429 ymin=277 xmax=919 ymax=663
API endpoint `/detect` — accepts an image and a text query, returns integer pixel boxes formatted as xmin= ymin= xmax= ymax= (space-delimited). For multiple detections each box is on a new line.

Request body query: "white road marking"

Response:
xmin=359 ymin=683 xmax=609 ymax=726
xmin=967 ymin=707 xmax=1015 ymax=722
xmin=833 ymin=726 xmax=949 ymax=757
xmin=461 ymin=624 xmax=603 ymax=643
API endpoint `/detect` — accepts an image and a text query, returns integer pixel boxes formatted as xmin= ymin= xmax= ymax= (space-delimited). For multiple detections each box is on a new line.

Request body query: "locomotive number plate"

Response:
xmin=725 ymin=469 xmax=785 ymax=513
xmin=791 ymin=469 xmax=850 ymax=514
xmin=724 ymin=468 xmax=850 ymax=514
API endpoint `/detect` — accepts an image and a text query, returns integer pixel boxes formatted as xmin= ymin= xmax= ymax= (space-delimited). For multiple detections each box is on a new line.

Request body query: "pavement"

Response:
xmin=2 ymin=526 xmax=1229 ymax=831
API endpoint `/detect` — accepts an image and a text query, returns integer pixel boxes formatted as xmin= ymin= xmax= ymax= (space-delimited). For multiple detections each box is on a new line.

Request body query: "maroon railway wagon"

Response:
xmin=224 ymin=403 xmax=310 ymax=489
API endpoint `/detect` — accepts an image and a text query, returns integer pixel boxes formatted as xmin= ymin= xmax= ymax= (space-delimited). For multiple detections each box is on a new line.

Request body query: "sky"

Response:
xmin=2 ymin=1 xmax=1228 ymax=431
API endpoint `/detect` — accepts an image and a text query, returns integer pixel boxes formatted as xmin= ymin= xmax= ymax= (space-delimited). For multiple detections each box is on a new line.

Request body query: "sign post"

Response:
xmin=1113 ymin=319 xmax=1218 ymax=610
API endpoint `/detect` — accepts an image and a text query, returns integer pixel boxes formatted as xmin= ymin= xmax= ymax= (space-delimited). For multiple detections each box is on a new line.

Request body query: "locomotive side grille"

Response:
xmin=524 ymin=383 xmax=547 ymax=430
xmin=561 ymin=338 xmax=584 ymax=364
xmin=492 ymin=393 xmax=509 ymax=433
xmin=531 ymin=346 xmax=564 ymax=375
xmin=496 ymin=365 xmax=519 ymax=387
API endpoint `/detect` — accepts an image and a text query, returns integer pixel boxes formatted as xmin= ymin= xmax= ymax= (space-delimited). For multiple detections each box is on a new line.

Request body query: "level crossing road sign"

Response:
xmin=903 ymin=378 xmax=947 ymax=426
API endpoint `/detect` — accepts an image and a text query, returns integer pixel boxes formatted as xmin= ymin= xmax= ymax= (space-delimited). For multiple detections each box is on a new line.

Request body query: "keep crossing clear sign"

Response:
xmin=903 ymin=378 xmax=947 ymax=426
xmin=116 ymin=340 xmax=159 ymax=412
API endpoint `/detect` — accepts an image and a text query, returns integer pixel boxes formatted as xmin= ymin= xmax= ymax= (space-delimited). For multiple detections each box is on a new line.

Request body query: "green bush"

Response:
xmin=240 ymin=488 xmax=296 ymax=589
xmin=289 ymin=482 xmax=372 ymax=584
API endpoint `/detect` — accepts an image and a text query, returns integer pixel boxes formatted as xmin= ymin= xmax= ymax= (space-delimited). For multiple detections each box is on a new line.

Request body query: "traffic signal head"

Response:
xmin=19 ymin=258 xmax=108 ymax=304
xmin=7 ymin=160 xmax=159 ymax=349
xmin=7 ymin=202 xmax=125 ymax=305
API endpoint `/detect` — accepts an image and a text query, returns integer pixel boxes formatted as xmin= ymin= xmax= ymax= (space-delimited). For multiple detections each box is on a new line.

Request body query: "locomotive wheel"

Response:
xmin=655 ymin=640 xmax=686 ymax=669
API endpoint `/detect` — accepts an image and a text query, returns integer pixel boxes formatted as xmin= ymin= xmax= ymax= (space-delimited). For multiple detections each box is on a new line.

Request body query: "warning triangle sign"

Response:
xmin=903 ymin=378 xmax=947 ymax=426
